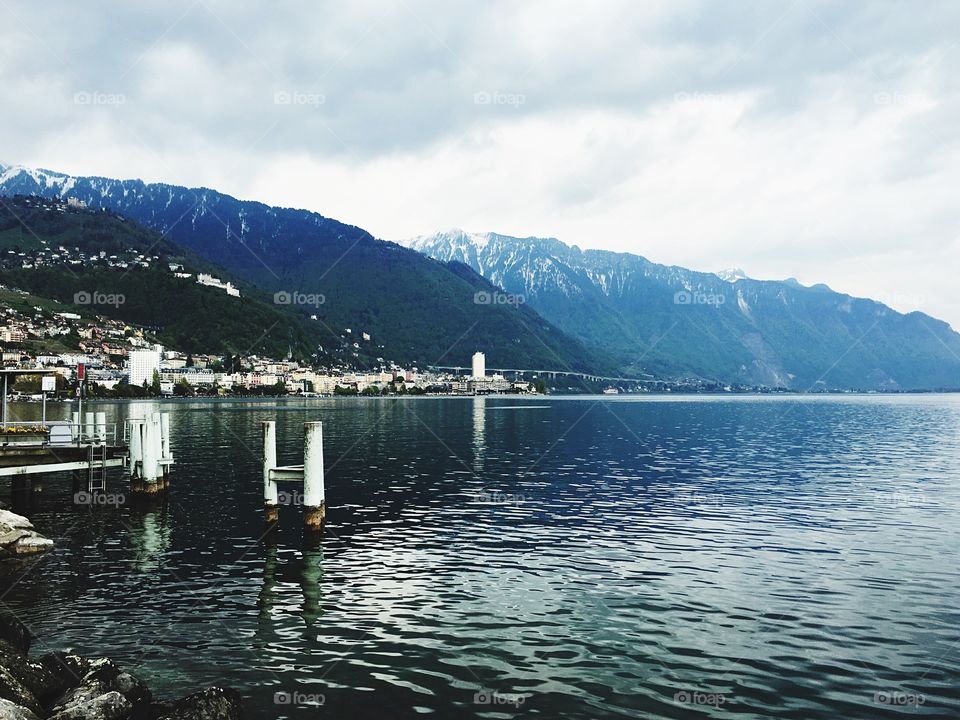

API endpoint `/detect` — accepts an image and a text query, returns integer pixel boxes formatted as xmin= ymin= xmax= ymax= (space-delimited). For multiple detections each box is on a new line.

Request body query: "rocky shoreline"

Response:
xmin=0 ymin=597 xmax=245 ymax=720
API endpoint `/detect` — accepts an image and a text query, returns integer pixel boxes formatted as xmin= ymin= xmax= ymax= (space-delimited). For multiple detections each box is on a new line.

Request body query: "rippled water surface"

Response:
xmin=2 ymin=395 xmax=960 ymax=718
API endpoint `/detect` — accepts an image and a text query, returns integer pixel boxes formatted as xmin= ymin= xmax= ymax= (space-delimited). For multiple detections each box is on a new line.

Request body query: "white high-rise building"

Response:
xmin=472 ymin=351 xmax=486 ymax=379
xmin=129 ymin=349 xmax=161 ymax=387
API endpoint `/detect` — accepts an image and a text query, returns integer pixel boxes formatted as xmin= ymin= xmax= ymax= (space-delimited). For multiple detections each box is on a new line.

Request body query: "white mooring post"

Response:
xmin=84 ymin=412 xmax=94 ymax=442
xmin=140 ymin=416 xmax=160 ymax=488
xmin=160 ymin=413 xmax=171 ymax=460
xmin=303 ymin=421 xmax=325 ymax=532
xmin=95 ymin=411 xmax=107 ymax=444
xmin=262 ymin=421 xmax=279 ymax=525
xmin=71 ymin=412 xmax=80 ymax=442
xmin=152 ymin=413 xmax=163 ymax=459
xmin=128 ymin=418 xmax=143 ymax=476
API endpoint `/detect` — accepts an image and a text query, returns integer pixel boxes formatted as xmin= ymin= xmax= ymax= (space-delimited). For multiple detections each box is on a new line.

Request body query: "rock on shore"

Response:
xmin=0 ymin=614 xmax=243 ymax=719
xmin=0 ymin=510 xmax=53 ymax=556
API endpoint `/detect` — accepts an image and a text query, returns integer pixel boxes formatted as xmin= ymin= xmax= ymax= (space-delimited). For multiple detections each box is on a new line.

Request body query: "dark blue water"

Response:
xmin=2 ymin=395 xmax=959 ymax=718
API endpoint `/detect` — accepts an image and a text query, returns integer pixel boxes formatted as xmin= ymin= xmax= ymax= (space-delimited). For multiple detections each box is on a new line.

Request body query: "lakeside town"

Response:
xmin=0 ymin=286 xmax=535 ymax=397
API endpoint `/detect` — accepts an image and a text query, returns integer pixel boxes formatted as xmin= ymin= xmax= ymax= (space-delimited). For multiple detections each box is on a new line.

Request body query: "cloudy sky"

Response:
xmin=2 ymin=1 xmax=959 ymax=326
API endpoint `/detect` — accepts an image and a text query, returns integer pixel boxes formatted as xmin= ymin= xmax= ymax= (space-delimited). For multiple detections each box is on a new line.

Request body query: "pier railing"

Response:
xmin=0 ymin=417 xmax=120 ymax=448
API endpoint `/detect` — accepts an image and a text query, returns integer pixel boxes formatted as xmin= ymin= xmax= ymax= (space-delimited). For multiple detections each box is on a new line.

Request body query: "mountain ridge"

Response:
xmin=407 ymin=228 xmax=960 ymax=391
xmin=0 ymin=165 xmax=608 ymax=374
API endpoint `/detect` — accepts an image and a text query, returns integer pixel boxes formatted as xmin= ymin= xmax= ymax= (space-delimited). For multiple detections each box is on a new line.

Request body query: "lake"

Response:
xmin=2 ymin=395 xmax=959 ymax=718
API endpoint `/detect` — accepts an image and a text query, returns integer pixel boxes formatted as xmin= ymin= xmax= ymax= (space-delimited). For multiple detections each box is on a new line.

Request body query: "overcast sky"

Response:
xmin=2 ymin=1 xmax=959 ymax=326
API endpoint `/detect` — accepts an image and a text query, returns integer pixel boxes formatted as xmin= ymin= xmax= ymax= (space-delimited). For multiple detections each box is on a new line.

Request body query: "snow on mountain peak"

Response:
xmin=0 ymin=164 xmax=76 ymax=192
xmin=716 ymin=268 xmax=750 ymax=283
xmin=408 ymin=228 xmax=496 ymax=251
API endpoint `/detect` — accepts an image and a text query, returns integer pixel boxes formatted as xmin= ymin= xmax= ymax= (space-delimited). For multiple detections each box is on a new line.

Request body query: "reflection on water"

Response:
xmin=129 ymin=504 xmax=173 ymax=573
xmin=1 ymin=395 xmax=960 ymax=719
xmin=472 ymin=396 xmax=485 ymax=473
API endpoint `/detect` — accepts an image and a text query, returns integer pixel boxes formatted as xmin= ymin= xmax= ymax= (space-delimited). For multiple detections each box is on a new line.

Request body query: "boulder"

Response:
xmin=10 ymin=533 xmax=54 ymax=555
xmin=0 ymin=665 xmax=41 ymax=715
xmin=79 ymin=659 xmax=151 ymax=709
xmin=0 ymin=697 xmax=41 ymax=720
xmin=0 ymin=639 xmax=64 ymax=704
xmin=39 ymin=652 xmax=91 ymax=691
xmin=0 ymin=613 xmax=31 ymax=653
xmin=0 ymin=510 xmax=33 ymax=529
xmin=0 ymin=512 xmax=52 ymax=555
xmin=113 ymin=672 xmax=151 ymax=709
xmin=157 ymin=687 xmax=242 ymax=720
xmin=48 ymin=679 xmax=113 ymax=716
xmin=46 ymin=690 xmax=133 ymax=720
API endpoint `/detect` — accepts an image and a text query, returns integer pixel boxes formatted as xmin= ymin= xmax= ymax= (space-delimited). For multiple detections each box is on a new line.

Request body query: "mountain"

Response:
xmin=0 ymin=195 xmax=320 ymax=359
xmin=406 ymin=230 xmax=960 ymax=391
xmin=0 ymin=165 xmax=605 ymax=373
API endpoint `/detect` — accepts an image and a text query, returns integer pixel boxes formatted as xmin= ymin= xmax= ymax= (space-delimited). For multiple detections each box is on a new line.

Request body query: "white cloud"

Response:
xmin=2 ymin=0 xmax=960 ymax=326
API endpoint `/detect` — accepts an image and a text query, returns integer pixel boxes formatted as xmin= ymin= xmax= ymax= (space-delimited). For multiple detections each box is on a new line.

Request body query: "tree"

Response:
xmin=150 ymin=369 xmax=161 ymax=396
xmin=174 ymin=377 xmax=193 ymax=397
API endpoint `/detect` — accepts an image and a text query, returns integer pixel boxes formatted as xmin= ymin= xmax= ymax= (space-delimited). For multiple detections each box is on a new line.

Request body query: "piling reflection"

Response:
xmin=257 ymin=539 xmax=324 ymax=643
xmin=127 ymin=501 xmax=172 ymax=572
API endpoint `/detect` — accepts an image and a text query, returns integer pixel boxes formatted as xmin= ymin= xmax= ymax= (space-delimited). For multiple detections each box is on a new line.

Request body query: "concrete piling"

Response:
xmin=84 ymin=412 xmax=94 ymax=442
xmin=138 ymin=416 xmax=161 ymax=492
xmin=129 ymin=418 xmax=143 ymax=477
xmin=95 ymin=411 xmax=107 ymax=444
xmin=262 ymin=421 xmax=279 ymax=525
xmin=161 ymin=413 xmax=171 ymax=460
xmin=71 ymin=412 xmax=80 ymax=441
xmin=303 ymin=422 xmax=325 ymax=533
xmin=128 ymin=414 xmax=172 ymax=494
xmin=260 ymin=420 xmax=327 ymax=538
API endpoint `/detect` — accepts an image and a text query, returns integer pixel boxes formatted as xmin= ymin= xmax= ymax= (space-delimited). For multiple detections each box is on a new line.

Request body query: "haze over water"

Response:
xmin=2 ymin=395 xmax=959 ymax=719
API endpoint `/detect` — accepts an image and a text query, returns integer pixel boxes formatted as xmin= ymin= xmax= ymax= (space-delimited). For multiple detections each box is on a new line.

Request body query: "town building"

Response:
xmin=128 ymin=349 xmax=161 ymax=387
xmin=472 ymin=351 xmax=486 ymax=379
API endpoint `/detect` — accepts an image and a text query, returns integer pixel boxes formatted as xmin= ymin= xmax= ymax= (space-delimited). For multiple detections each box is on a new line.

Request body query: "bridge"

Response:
xmin=424 ymin=365 xmax=654 ymax=384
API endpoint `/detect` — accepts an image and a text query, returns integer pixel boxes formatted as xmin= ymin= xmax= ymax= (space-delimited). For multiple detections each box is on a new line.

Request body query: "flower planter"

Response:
xmin=0 ymin=429 xmax=49 ymax=446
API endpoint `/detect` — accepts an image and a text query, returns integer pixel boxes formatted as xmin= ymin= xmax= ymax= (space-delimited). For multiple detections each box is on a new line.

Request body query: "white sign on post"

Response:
xmin=42 ymin=376 xmax=56 ymax=392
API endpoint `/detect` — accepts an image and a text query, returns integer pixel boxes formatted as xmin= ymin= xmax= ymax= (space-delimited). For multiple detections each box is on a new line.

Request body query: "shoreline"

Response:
xmin=0 ymin=606 xmax=244 ymax=720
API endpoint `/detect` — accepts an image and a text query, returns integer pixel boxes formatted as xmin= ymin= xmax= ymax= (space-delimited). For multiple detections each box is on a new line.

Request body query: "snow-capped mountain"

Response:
xmin=408 ymin=229 xmax=960 ymax=390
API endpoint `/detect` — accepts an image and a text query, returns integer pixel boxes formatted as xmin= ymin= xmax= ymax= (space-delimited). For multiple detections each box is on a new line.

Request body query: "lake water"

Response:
xmin=1 ymin=395 xmax=959 ymax=719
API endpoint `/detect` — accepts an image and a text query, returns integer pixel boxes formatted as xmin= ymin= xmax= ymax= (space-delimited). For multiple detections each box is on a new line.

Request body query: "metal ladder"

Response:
xmin=87 ymin=443 xmax=107 ymax=493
